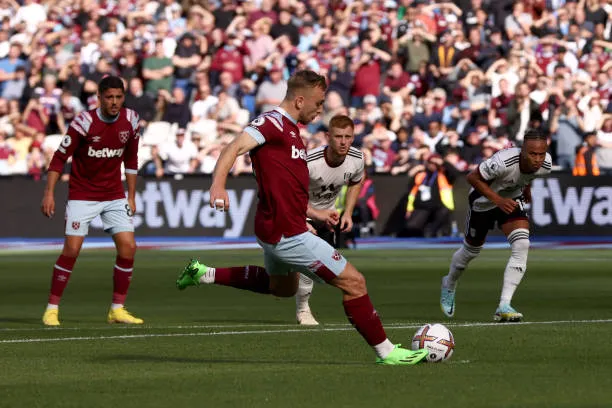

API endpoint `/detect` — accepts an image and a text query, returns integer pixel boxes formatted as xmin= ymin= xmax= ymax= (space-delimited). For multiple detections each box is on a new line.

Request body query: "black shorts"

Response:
xmin=315 ymin=224 xmax=337 ymax=248
xmin=464 ymin=206 xmax=529 ymax=243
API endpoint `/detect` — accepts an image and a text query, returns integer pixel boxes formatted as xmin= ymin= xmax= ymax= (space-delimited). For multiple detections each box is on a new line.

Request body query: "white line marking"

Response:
xmin=1 ymin=319 xmax=611 ymax=344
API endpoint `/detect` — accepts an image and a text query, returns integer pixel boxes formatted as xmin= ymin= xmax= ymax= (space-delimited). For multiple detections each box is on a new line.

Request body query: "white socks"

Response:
xmin=199 ymin=267 xmax=215 ymax=284
xmin=296 ymin=274 xmax=314 ymax=312
xmin=46 ymin=304 xmax=58 ymax=310
xmin=500 ymin=229 xmax=530 ymax=306
xmin=445 ymin=241 xmax=482 ymax=289
xmin=374 ymin=339 xmax=395 ymax=359
xmin=111 ymin=303 xmax=123 ymax=310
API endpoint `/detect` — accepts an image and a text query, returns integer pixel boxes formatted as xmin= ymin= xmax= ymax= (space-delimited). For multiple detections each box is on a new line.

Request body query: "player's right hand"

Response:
xmin=496 ymin=197 xmax=518 ymax=214
xmin=41 ymin=194 xmax=55 ymax=218
xmin=209 ymin=184 xmax=230 ymax=212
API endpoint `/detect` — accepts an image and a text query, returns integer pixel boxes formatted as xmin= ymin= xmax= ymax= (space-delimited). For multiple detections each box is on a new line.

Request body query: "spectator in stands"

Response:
xmin=551 ymin=97 xmax=584 ymax=171
xmin=125 ymin=77 xmax=156 ymax=125
xmin=172 ymin=32 xmax=202 ymax=97
xmin=255 ymin=66 xmax=286 ymax=114
xmin=507 ymin=83 xmax=541 ymax=144
xmin=213 ymin=70 xmax=239 ymax=99
xmin=402 ymin=153 xmax=458 ymax=238
xmin=154 ymin=128 xmax=199 ymax=178
xmin=574 ymin=132 xmax=600 ymax=176
xmin=596 ymin=115 xmax=612 ymax=175
xmin=0 ymin=42 xmax=26 ymax=95
xmin=0 ymin=128 xmax=15 ymax=175
xmin=161 ymin=87 xmax=192 ymax=129
xmin=27 ymin=142 xmax=44 ymax=181
xmin=143 ymin=40 xmax=174 ymax=97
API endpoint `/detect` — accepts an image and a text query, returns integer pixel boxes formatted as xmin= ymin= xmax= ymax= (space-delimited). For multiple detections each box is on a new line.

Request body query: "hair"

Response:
xmin=328 ymin=114 xmax=354 ymax=131
xmin=285 ymin=70 xmax=327 ymax=99
xmin=523 ymin=128 xmax=547 ymax=142
xmin=98 ymin=75 xmax=125 ymax=94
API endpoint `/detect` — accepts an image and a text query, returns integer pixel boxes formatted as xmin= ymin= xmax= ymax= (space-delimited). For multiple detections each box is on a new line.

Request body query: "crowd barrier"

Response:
xmin=0 ymin=175 xmax=609 ymax=238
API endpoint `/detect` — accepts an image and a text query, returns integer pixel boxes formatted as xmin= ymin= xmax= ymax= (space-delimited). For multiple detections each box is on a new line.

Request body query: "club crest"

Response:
xmin=72 ymin=221 xmax=80 ymax=230
xmin=119 ymin=130 xmax=130 ymax=144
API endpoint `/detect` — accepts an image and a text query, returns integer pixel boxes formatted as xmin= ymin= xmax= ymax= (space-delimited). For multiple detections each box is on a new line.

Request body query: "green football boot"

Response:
xmin=176 ymin=259 xmax=209 ymax=290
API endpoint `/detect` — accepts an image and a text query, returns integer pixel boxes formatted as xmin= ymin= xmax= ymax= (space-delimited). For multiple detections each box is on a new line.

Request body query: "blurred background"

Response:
xmin=0 ymin=0 xmax=610 ymax=244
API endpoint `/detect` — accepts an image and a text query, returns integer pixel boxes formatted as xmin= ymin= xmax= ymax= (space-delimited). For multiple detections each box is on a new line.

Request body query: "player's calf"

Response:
xmin=499 ymin=228 xmax=530 ymax=311
xmin=176 ymin=260 xmax=272 ymax=294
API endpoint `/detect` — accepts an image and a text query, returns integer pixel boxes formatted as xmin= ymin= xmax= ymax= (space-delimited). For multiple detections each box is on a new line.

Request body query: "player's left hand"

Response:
xmin=340 ymin=213 xmax=353 ymax=233
xmin=210 ymin=184 xmax=230 ymax=211
xmin=41 ymin=194 xmax=55 ymax=218
xmin=128 ymin=197 xmax=136 ymax=214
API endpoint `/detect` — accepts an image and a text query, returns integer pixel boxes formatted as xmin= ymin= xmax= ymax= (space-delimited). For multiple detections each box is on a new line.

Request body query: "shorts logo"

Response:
xmin=72 ymin=221 xmax=80 ymax=230
xmin=119 ymin=131 xmax=130 ymax=144
xmin=332 ymin=250 xmax=341 ymax=261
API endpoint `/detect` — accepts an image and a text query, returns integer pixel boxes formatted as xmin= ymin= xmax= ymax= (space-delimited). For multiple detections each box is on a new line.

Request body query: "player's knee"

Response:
xmin=461 ymin=240 xmax=482 ymax=260
xmin=508 ymin=228 xmax=530 ymax=265
xmin=118 ymin=239 xmax=137 ymax=257
xmin=334 ymin=266 xmax=367 ymax=297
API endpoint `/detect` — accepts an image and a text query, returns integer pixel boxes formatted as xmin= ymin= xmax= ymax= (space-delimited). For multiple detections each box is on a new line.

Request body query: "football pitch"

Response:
xmin=1 ymin=248 xmax=611 ymax=408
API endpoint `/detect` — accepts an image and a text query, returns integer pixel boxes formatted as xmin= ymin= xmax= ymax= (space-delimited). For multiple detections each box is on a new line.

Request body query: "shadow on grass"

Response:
xmin=95 ymin=354 xmax=368 ymax=366
xmin=0 ymin=317 xmax=41 ymax=325
xmin=188 ymin=318 xmax=290 ymax=325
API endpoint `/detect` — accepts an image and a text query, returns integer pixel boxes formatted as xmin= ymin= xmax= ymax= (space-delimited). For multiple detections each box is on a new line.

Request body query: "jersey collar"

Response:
xmin=96 ymin=107 xmax=120 ymax=123
xmin=274 ymin=107 xmax=297 ymax=125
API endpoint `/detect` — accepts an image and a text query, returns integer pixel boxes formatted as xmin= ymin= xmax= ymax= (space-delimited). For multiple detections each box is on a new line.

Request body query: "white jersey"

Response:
xmin=307 ymin=146 xmax=365 ymax=210
xmin=471 ymin=147 xmax=552 ymax=212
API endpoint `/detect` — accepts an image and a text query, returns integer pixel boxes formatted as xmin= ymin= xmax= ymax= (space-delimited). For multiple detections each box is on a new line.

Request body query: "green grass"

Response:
xmin=1 ymin=248 xmax=612 ymax=408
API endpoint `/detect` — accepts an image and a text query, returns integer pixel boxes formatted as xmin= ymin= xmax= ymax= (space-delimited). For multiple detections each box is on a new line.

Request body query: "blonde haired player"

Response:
xmin=176 ymin=71 xmax=428 ymax=365
xmin=297 ymin=114 xmax=365 ymax=325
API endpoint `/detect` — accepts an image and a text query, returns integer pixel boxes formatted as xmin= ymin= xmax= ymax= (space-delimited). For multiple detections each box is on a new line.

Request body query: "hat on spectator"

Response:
xmin=363 ymin=94 xmax=377 ymax=105
xmin=459 ymin=100 xmax=471 ymax=110
xmin=176 ymin=128 xmax=186 ymax=136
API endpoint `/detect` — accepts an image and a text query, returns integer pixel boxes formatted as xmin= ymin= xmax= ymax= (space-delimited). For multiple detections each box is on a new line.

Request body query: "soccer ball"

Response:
xmin=411 ymin=323 xmax=455 ymax=362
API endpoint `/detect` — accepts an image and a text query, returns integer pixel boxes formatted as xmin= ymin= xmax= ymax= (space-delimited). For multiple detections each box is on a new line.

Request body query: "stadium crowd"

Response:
xmin=0 ymin=0 xmax=611 ymax=179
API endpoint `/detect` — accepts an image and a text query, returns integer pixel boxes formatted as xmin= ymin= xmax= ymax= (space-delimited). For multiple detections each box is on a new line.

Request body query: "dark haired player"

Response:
xmin=440 ymin=129 xmax=552 ymax=322
xmin=41 ymin=75 xmax=143 ymax=326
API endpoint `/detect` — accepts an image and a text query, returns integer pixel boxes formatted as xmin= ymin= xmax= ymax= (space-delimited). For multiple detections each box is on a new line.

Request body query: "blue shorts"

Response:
xmin=65 ymin=199 xmax=134 ymax=236
xmin=257 ymin=232 xmax=348 ymax=283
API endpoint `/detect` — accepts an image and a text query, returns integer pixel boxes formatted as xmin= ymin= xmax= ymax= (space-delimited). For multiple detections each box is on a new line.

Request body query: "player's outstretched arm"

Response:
xmin=210 ymin=131 xmax=259 ymax=211
xmin=41 ymin=170 xmax=61 ymax=218
xmin=466 ymin=169 xmax=517 ymax=214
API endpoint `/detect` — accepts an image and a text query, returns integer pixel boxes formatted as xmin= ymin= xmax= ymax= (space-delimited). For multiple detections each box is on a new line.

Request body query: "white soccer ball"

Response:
xmin=411 ymin=323 xmax=455 ymax=362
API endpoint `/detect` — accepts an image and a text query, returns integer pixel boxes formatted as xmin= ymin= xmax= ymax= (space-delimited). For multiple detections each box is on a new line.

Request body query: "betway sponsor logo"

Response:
xmin=531 ymin=178 xmax=612 ymax=226
xmin=291 ymin=145 xmax=306 ymax=160
xmin=88 ymin=146 xmax=124 ymax=158
xmin=91 ymin=182 xmax=255 ymax=237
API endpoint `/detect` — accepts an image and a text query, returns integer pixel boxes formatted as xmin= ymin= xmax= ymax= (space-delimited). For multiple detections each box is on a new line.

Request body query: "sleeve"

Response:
xmin=47 ymin=118 xmax=86 ymax=173
xmin=478 ymin=153 xmax=506 ymax=181
xmin=123 ymin=110 xmax=140 ymax=174
xmin=244 ymin=114 xmax=282 ymax=145
xmin=349 ymin=158 xmax=365 ymax=185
